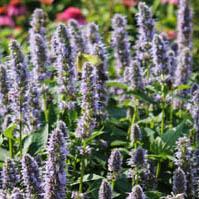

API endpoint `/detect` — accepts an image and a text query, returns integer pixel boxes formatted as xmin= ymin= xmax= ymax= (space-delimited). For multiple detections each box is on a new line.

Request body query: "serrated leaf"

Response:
xmin=161 ymin=120 xmax=190 ymax=147
xmin=22 ymin=125 xmax=49 ymax=155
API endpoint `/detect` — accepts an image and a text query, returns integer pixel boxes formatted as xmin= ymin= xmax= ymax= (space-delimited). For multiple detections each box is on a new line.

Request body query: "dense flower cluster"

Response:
xmin=0 ymin=0 xmax=197 ymax=198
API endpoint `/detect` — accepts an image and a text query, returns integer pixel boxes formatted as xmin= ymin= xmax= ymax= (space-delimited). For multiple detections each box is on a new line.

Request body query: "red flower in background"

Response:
xmin=56 ymin=7 xmax=86 ymax=24
xmin=0 ymin=6 xmax=7 ymax=14
xmin=166 ymin=30 xmax=177 ymax=40
xmin=40 ymin=0 xmax=54 ymax=5
xmin=122 ymin=0 xmax=139 ymax=7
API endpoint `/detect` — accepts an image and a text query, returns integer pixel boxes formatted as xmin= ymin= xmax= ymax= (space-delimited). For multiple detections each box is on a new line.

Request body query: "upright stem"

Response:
xmin=9 ymin=139 xmax=13 ymax=158
xmin=79 ymin=140 xmax=86 ymax=193
xmin=156 ymin=161 xmax=161 ymax=178
xmin=111 ymin=177 xmax=116 ymax=190
xmin=161 ymin=81 xmax=166 ymax=135
xmin=19 ymin=96 xmax=23 ymax=158
xmin=128 ymin=99 xmax=139 ymax=139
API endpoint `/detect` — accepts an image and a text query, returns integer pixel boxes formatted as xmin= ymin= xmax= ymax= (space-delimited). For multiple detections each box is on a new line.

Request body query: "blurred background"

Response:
xmin=0 ymin=0 xmax=198 ymax=69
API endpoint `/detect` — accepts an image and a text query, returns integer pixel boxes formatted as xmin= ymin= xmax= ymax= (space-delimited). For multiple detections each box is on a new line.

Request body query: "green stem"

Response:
xmin=161 ymin=107 xmax=165 ymax=135
xmin=111 ymin=178 xmax=116 ymax=191
xmin=9 ymin=139 xmax=13 ymax=158
xmin=169 ymin=104 xmax=173 ymax=128
xmin=79 ymin=141 xmax=86 ymax=193
xmin=156 ymin=161 xmax=161 ymax=178
xmin=19 ymin=96 xmax=23 ymax=158
xmin=128 ymin=100 xmax=139 ymax=139
xmin=161 ymin=81 xmax=166 ymax=135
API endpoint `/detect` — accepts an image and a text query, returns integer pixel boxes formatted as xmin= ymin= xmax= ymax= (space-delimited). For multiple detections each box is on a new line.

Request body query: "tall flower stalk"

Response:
xmin=75 ymin=62 xmax=95 ymax=193
xmin=136 ymin=2 xmax=155 ymax=78
xmin=177 ymin=0 xmax=192 ymax=51
xmin=111 ymin=14 xmax=131 ymax=77
xmin=44 ymin=128 xmax=67 ymax=199
xmin=98 ymin=179 xmax=112 ymax=199
xmin=2 ymin=159 xmax=19 ymax=193
xmin=9 ymin=40 xmax=29 ymax=157
xmin=107 ymin=149 xmax=122 ymax=190
xmin=86 ymin=23 xmax=108 ymax=121
xmin=54 ymin=24 xmax=76 ymax=113
xmin=21 ymin=154 xmax=43 ymax=199
xmin=68 ymin=19 xmax=86 ymax=79
xmin=127 ymin=185 xmax=145 ymax=199
xmin=152 ymin=34 xmax=169 ymax=134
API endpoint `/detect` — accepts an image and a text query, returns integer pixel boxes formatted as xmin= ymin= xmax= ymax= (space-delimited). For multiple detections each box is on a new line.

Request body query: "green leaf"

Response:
xmin=175 ymin=84 xmax=191 ymax=91
xmin=22 ymin=125 xmax=49 ymax=155
xmin=3 ymin=123 xmax=17 ymax=140
xmin=0 ymin=147 xmax=10 ymax=161
xmin=144 ymin=127 xmax=156 ymax=142
xmin=75 ymin=53 xmax=102 ymax=72
xmin=145 ymin=191 xmax=163 ymax=199
xmin=85 ymin=131 xmax=104 ymax=144
xmin=150 ymin=137 xmax=172 ymax=157
xmin=72 ymin=174 xmax=103 ymax=185
xmin=111 ymin=140 xmax=128 ymax=147
xmin=106 ymin=81 xmax=129 ymax=90
xmin=128 ymin=89 xmax=156 ymax=104
xmin=161 ymin=120 xmax=190 ymax=147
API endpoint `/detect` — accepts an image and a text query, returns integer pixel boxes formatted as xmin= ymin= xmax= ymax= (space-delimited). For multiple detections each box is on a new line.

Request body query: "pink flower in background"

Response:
xmin=56 ymin=7 xmax=86 ymax=24
xmin=0 ymin=15 xmax=15 ymax=27
xmin=122 ymin=0 xmax=139 ymax=7
xmin=7 ymin=0 xmax=27 ymax=17
xmin=161 ymin=0 xmax=178 ymax=5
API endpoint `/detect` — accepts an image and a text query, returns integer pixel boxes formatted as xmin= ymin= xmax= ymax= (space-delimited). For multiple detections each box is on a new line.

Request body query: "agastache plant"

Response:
xmin=75 ymin=63 xmax=95 ymax=139
xmin=30 ymin=8 xmax=47 ymax=38
xmin=86 ymin=23 xmax=108 ymax=120
xmin=11 ymin=188 xmax=24 ymax=199
xmin=126 ymin=185 xmax=145 ymax=199
xmin=190 ymin=149 xmax=199 ymax=198
xmin=152 ymin=34 xmax=168 ymax=79
xmin=189 ymin=88 xmax=199 ymax=140
xmin=44 ymin=128 xmax=67 ymax=199
xmin=175 ymin=136 xmax=193 ymax=198
xmin=174 ymin=47 xmax=192 ymax=87
xmin=167 ymin=50 xmax=177 ymax=85
xmin=54 ymin=24 xmax=76 ymax=111
xmin=29 ymin=33 xmax=48 ymax=82
xmin=127 ymin=60 xmax=144 ymax=90
xmin=27 ymin=81 xmax=41 ymax=132
xmin=172 ymin=167 xmax=187 ymax=195
xmin=0 ymin=64 xmax=9 ymax=116
xmin=98 ymin=179 xmax=112 ymax=199
xmin=127 ymin=147 xmax=153 ymax=188
xmin=68 ymin=19 xmax=86 ymax=57
xmin=136 ymin=2 xmax=155 ymax=71
xmin=111 ymin=14 xmax=131 ymax=76
xmin=107 ymin=149 xmax=122 ymax=189
xmin=177 ymin=0 xmax=192 ymax=50
xmin=8 ymin=40 xmax=29 ymax=156
xmin=21 ymin=154 xmax=43 ymax=199
xmin=2 ymin=159 xmax=19 ymax=192
xmin=130 ymin=124 xmax=142 ymax=146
